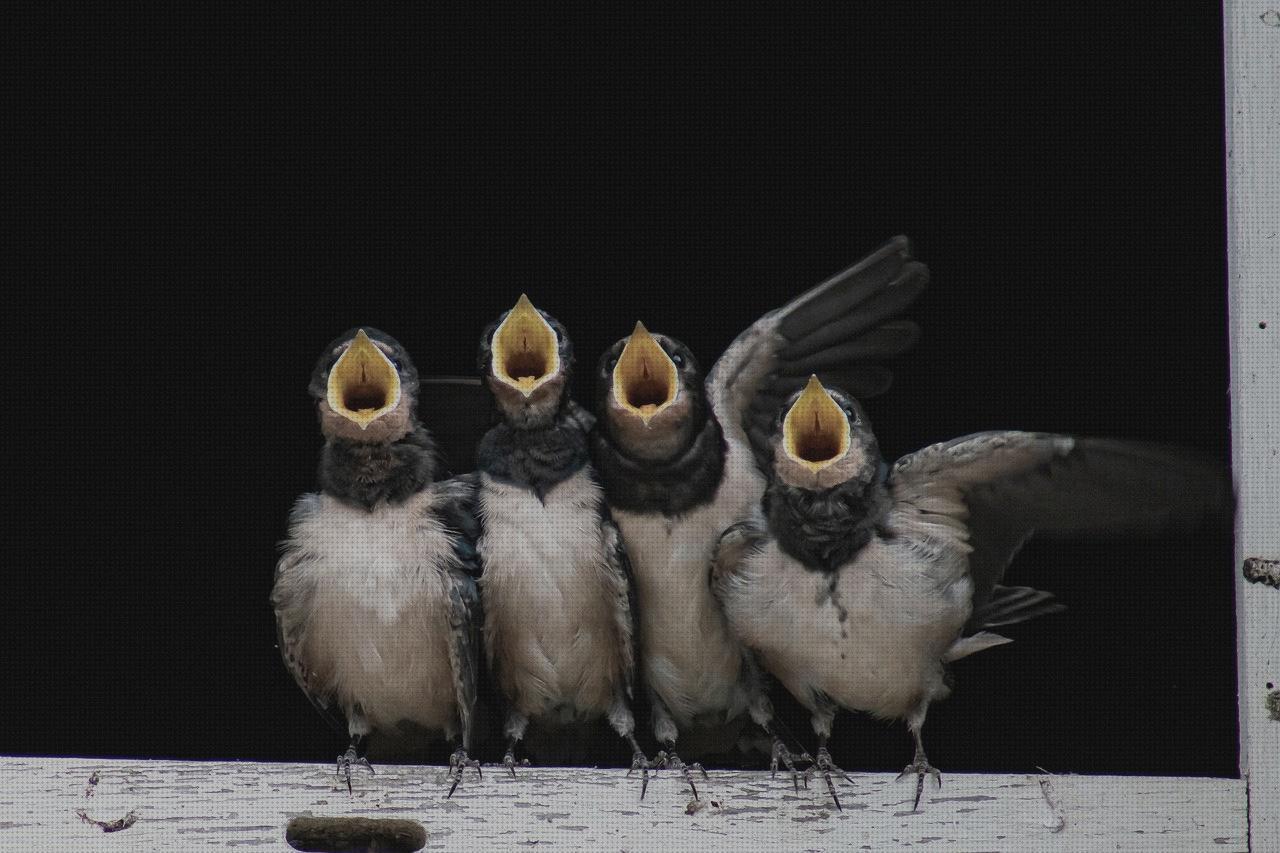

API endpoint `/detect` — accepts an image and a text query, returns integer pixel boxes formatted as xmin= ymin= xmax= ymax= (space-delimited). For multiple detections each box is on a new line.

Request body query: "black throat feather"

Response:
xmin=765 ymin=479 xmax=890 ymax=573
xmin=318 ymin=424 xmax=438 ymax=510
xmin=590 ymin=415 xmax=726 ymax=515
xmin=477 ymin=403 xmax=592 ymax=499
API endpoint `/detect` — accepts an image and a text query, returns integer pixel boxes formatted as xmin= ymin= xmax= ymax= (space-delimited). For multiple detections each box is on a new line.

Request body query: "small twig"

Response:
xmin=76 ymin=809 xmax=138 ymax=833
xmin=83 ymin=772 xmax=100 ymax=799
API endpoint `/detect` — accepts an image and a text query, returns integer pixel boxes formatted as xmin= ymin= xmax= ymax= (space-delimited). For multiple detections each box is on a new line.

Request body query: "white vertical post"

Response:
xmin=1224 ymin=2 xmax=1280 ymax=851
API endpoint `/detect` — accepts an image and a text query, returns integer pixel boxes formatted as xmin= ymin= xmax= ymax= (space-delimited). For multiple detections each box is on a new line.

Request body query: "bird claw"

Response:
xmin=628 ymin=751 xmax=652 ymax=800
xmin=803 ymin=747 xmax=852 ymax=812
xmin=896 ymin=759 xmax=942 ymax=811
xmin=335 ymin=746 xmax=374 ymax=794
xmin=656 ymin=749 xmax=705 ymax=800
xmin=769 ymin=739 xmax=808 ymax=792
xmin=446 ymin=748 xmax=483 ymax=798
xmin=501 ymin=750 xmax=528 ymax=779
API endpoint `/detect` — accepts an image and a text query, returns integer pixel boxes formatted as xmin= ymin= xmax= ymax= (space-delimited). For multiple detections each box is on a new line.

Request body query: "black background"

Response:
xmin=13 ymin=5 xmax=1236 ymax=778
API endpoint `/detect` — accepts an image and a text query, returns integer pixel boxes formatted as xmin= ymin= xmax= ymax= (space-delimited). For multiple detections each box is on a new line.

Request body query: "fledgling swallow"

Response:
xmin=473 ymin=295 xmax=652 ymax=793
xmin=712 ymin=376 xmax=1231 ymax=811
xmin=272 ymin=328 xmax=484 ymax=796
xmin=589 ymin=237 xmax=928 ymax=797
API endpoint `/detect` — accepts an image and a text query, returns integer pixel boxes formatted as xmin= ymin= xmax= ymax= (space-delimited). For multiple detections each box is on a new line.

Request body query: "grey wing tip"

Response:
xmin=970 ymin=585 xmax=1066 ymax=630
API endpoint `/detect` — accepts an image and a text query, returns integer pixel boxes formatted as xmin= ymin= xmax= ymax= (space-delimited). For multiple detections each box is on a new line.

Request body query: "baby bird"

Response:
xmin=272 ymin=328 xmax=483 ymax=795
xmin=474 ymin=295 xmax=651 ymax=793
xmin=590 ymin=237 xmax=928 ymax=795
xmin=713 ymin=376 xmax=1229 ymax=810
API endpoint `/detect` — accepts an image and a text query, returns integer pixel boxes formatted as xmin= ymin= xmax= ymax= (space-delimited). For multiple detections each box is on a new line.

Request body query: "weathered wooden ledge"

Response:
xmin=0 ymin=757 xmax=1247 ymax=851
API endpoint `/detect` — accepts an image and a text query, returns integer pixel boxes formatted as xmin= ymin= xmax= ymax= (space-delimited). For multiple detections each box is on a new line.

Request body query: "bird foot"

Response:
xmin=655 ymin=749 xmax=708 ymax=800
xmin=627 ymin=750 xmax=653 ymax=800
xmin=501 ymin=750 xmax=530 ymax=779
xmin=335 ymin=746 xmax=374 ymax=794
xmin=896 ymin=758 xmax=942 ymax=811
xmin=446 ymin=748 xmax=483 ymax=798
xmin=769 ymin=738 xmax=810 ymax=792
xmin=804 ymin=747 xmax=852 ymax=811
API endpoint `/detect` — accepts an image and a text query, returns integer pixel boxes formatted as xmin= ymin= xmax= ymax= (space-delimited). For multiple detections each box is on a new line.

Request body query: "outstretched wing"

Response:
xmin=888 ymin=432 xmax=1232 ymax=629
xmin=271 ymin=495 xmax=346 ymax=735
xmin=433 ymin=473 xmax=484 ymax=751
xmin=705 ymin=235 xmax=928 ymax=474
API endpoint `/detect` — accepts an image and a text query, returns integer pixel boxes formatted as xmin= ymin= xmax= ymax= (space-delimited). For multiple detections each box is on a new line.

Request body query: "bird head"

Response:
xmin=479 ymin=294 xmax=573 ymax=428
xmin=772 ymin=375 xmax=881 ymax=491
xmin=309 ymin=327 xmax=418 ymax=443
xmin=595 ymin=322 xmax=705 ymax=461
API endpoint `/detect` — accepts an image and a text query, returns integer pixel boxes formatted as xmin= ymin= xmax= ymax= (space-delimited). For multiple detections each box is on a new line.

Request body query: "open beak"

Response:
xmin=782 ymin=375 xmax=850 ymax=471
xmin=612 ymin=321 xmax=679 ymax=425
xmin=325 ymin=329 xmax=402 ymax=430
xmin=492 ymin=294 xmax=561 ymax=398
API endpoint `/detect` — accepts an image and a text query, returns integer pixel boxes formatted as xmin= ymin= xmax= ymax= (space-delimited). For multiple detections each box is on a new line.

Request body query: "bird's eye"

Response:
xmin=672 ymin=353 xmax=685 ymax=367
xmin=391 ymin=358 xmax=403 ymax=371
xmin=844 ymin=407 xmax=855 ymax=420
xmin=608 ymin=358 xmax=618 ymax=372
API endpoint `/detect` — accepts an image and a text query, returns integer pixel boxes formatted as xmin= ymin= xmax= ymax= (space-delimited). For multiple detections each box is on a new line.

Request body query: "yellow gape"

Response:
xmin=492 ymin=294 xmax=561 ymax=397
xmin=612 ymin=321 xmax=679 ymax=425
xmin=326 ymin=329 xmax=402 ymax=430
xmin=783 ymin=375 xmax=850 ymax=470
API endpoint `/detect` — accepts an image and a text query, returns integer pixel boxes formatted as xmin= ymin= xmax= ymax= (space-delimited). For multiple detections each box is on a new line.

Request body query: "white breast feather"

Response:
xmin=722 ymin=536 xmax=972 ymax=721
xmin=478 ymin=470 xmax=625 ymax=720
xmin=615 ymin=439 xmax=766 ymax=724
xmin=276 ymin=488 xmax=460 ymax=736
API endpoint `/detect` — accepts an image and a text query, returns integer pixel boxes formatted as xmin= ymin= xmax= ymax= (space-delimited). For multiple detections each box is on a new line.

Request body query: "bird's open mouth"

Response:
xmin=783 ymin=376 xmax=850 ymax=470
xmin=326 ymin=329 xmax=402 ymax=429
xmin=493 ymin=294 xmax=560 ymax=397
xmin=612 ymin=322 xmax=678 ymax=424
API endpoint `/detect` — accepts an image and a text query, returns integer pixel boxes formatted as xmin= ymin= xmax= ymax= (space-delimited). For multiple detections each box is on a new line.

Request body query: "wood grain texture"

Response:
xmin=1225 ymin=2 xmax=1280 ymax=852
xmin=0 ymin=758 xmax=1246 ymax=851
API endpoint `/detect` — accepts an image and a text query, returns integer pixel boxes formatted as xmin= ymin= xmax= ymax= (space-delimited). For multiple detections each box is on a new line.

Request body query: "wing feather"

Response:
xmin=706 ymin=236 xmax=928 ymax=474
xmin=889 ymin=432 xmax=1231 ymax=624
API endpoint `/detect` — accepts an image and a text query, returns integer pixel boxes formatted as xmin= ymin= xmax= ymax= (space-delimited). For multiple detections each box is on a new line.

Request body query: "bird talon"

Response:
xmin=770 ymin=738 xmax=805 ymax=792
xmin=899 ymin=759 xmax=942 ymax=811
xmin=335 ymin=746 xmax=374 ymax=794
xmin=445 ymin=749 xmax=482 ymax=798
xmin=808 ymin=746 xmax=851 ymax=811
xmin=630 ymin=752 xmax=652 ymax=800
xmin=659 ymin=749 xmax=701 ymax=800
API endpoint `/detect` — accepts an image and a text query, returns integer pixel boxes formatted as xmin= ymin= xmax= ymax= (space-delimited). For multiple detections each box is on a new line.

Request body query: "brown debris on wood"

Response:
xmin=75 ymin=808 xmax=138 ymax=833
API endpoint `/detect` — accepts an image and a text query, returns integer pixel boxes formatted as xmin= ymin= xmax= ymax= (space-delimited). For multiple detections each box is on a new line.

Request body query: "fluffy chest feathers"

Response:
xmin=614 ymin=444 xmax=764 ymax=721
xmin=291 ymin=492 xmax=455 ymax=621
xmin=275 ymin=489 xmax=460 ymax=734
xmin=477 ymin=470 xmax=626 ymax=719
xmin=721 ymin=534 xmax=972 ymax=720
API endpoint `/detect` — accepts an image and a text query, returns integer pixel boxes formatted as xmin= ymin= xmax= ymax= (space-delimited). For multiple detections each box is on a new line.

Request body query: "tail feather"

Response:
xmin=970 ymin=584 xmax=1066 ymax=630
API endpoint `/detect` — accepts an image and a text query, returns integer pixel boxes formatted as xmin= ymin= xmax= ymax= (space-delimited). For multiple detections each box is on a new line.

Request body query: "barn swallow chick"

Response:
xmin=272 ymin=328 xmax=483 ymax=796
xmin=590 ymin=238 xmax=928 ymax=797
xmin=474 ymin=296 xmax=652 ymax=795
xmin=713 ymin=376 xmax=1230 ymax=811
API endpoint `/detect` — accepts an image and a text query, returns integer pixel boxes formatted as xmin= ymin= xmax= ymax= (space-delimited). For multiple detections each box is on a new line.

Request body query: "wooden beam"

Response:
xmin=0 ymin=758 xmax=1247 ymax=850
xmin=1225 ymin=2 xmax=1280 ymax=851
